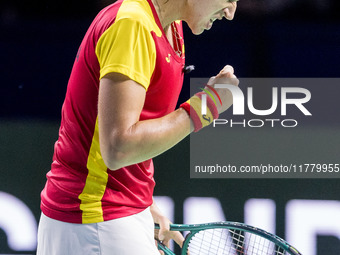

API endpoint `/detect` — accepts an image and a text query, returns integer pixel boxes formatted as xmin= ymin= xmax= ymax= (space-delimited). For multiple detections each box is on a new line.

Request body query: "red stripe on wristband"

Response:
xmin=206 ymin=96 xmax=219 ymax=119
xmin=180 ymin=102 xmax=202 ymax=132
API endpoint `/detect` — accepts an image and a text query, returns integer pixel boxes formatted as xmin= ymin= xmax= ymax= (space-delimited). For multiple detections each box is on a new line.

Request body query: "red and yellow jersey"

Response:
xmin=41 ymin=0 xmax=185 ymax=224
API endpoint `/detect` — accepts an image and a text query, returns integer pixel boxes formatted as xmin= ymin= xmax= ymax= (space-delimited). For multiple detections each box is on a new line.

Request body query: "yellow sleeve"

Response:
xmin=95 ymin=18 xmax=156 ymax=90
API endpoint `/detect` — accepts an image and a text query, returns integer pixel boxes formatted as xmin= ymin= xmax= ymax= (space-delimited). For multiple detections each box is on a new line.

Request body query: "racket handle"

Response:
xmin=156 ymin=240 xmax=176 ymax=255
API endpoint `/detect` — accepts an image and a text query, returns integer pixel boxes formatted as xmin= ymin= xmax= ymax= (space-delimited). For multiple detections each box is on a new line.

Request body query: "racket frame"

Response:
xmin=155 ymin=221 xmax=302 ymax=255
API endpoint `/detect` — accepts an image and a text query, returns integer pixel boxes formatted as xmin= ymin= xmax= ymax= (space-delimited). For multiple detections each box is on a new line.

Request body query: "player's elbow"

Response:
xmin=100 ymin=132 xmax=128 ymax=171
xmin=102 ymin=151 xmax=126 ymax=171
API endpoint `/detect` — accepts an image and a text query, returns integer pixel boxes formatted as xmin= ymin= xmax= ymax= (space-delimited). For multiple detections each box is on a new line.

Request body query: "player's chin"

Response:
xmin=192 ymin=21 xmax=213 ymax=35
xmin=192 ymin=29 xmax=204 ymax=35
xmin=190 ymin=25 xmax=206 ymax=35
xmin=184 ymin=21 xmax=202 ymax=35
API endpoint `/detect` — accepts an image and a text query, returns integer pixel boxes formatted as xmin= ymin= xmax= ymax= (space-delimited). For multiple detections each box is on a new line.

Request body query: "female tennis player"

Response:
xmin=37 ymin=0 xmax=239 ymax=254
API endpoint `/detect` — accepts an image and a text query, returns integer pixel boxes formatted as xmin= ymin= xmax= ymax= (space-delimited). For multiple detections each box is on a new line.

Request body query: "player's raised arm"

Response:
xmin=98 ymin=67 xmax=239 ymax=171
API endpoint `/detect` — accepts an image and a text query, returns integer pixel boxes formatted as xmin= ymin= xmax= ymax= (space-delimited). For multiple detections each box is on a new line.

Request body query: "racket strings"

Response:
xmin=187 ymin=228 xmax=289 ymax=255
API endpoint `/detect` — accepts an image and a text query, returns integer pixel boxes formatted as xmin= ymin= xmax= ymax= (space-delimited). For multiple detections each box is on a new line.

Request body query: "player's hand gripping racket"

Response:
xmin=155 ymin=221 xmax=301 ymax=255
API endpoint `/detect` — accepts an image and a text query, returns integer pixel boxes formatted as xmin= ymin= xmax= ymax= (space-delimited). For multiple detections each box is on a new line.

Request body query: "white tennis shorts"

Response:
xmin=37 ymin=208 xmax=159 ymax=255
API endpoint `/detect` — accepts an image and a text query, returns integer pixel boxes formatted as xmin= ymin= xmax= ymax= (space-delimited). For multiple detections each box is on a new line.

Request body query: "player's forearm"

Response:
xmin=101 ymin=107 xmax=193 ymax=170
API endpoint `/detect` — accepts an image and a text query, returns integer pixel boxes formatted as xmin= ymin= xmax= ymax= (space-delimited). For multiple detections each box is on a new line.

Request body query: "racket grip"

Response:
xmin=156 ymin=241 xmax=176 ymax=255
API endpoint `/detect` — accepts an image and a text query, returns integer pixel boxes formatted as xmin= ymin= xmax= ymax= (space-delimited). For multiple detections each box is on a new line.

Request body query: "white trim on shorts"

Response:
xmin=37 ymin=208 xmax=159 ymax=255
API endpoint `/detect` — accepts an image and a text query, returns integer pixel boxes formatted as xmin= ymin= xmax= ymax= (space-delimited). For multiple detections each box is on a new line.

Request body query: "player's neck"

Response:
xmin=151 ymin=0 xmax=183 ymax=31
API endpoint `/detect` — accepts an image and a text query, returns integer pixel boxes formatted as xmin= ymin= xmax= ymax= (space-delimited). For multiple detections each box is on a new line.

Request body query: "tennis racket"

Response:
xmin=155 ymin=221 xmax=301 ymax=255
